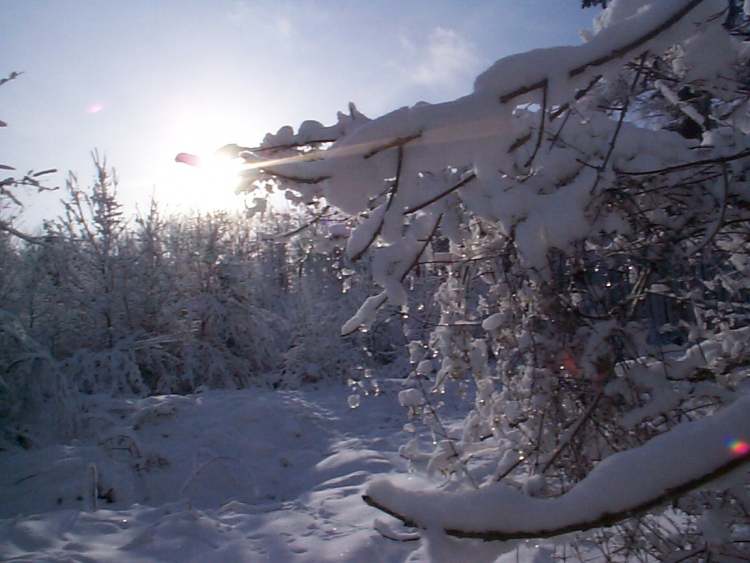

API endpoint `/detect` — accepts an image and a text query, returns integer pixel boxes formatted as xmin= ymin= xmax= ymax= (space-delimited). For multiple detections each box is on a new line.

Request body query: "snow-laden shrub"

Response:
xmin=0 ymin=310 xmax=78 ymax=446
xmin=232 ymin=0 xmax=750 ymax=558
xmin=1 ymin=162 xmax=389 ymax=399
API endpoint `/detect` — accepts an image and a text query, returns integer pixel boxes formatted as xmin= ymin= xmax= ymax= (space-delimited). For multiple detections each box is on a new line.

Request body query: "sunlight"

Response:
xmin=149 ymin=106 xmax=265 ymax=213
xmin=184 ymin=150 xmax=244 ymax=193
xmin=165 ymin=150 xmax=245 ymax=212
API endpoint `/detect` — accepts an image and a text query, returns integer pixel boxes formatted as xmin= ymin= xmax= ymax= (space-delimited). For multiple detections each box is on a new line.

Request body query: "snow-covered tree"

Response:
xmin=1 ymin=150 xmax=399 ymax=406
xmin=0 ymin=71 xmax=58 ymax=245
xmin=229 ymin=0 xmax=750 ymax=559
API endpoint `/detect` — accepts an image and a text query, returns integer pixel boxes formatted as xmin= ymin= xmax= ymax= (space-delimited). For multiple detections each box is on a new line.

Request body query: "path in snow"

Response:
xmin=0 ymin=384 xmax=427 ymax=562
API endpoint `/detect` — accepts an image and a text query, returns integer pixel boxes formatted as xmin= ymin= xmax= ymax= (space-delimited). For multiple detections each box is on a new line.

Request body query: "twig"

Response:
xmin=240 ymin=138 xmax=339 ymax=154
xmin=499 ymin=0 xmax=706 ymax=105
xmin=261 ymin=169 xmax=330 ymax=184
xmin=568 ymin=0 xmax=705 ymax=78
xmin=268 ymin=205 xmax=332 ymax=239
xmin=590 ymin=52 xmax=649 ymax=195
xmin=349 ymin=146 xmax=404 ymax=261
xmin=0 ymin=221 xmax=44 ymax=245
xmin=340 ymin=213 xmax=441 ymax=337
xmin=404 ymin=173 xmax=477 ymax=215
xmin=540 ymin=389 xmax=604 ymax=473
xmin=686 ymin=164 xmax=728 ymax=257
xmin=616 ymin=147 xmax=750 ymax=176
xmin=363 ymin=133 xmax=422 ymax=159
xmin=398 ymin=213 xmax=442 ymax=282
xmin=524 ymin=80 xmax=548 ymax=169
xmin=549 ymin=75 xmax=603 ymax=120
xmin=507 ymin=131 xmax=532 ymax=153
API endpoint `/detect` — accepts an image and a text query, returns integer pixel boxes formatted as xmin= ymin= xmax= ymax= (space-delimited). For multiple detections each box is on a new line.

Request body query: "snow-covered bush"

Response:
xmin=232 ymin=0 xmax=750 ymax=559
xmin=1 ymin=153 xmax=400 ymax=409
xmin=0 ymin=310 xmax=79 ymax=447
xmin=272 ymin=217 xmax=407 ymax=386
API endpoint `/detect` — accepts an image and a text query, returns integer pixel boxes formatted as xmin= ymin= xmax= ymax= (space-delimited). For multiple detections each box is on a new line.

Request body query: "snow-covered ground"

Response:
xmin=0 ymin=383 xmax=411 ymax=562
xmin=0 ymin=383 xmax=557 ymax=562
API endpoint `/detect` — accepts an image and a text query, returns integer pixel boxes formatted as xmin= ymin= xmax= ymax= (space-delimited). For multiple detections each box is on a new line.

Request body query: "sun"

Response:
xmin=165 ymin=150 xmax=246 ymax=212
xmin=147 ymin=103 xmax=293 ymax=215
xmin=145 ymin=104 xmax=270 ymax=214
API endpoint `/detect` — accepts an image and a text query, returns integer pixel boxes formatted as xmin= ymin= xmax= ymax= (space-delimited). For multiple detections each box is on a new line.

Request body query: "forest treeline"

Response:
xmin=0 ymin=155 xmax=406 ymax=442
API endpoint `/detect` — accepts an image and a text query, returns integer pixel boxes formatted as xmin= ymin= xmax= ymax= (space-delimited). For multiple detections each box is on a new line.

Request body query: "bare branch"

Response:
xmin=266 ymin=205 xmax=332 ymax=239
xmin=616 ymin=147 xmax=750 ymax=176
xmin=0 ymin=221 xmax=44 ymax=245
xmin=524 ymin=80 xmax=548 ymax=169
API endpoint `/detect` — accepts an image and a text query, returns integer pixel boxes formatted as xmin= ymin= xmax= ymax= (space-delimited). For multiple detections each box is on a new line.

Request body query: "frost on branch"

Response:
xmin=237 ymin=0 xmax=726 ymax=314
xmin=236 ymin=0 xmax=750 ymax=558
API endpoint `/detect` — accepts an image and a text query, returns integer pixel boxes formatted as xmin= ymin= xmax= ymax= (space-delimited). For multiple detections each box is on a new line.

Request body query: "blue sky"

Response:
xmin=2 ymin=1 xmax=597 ymax=226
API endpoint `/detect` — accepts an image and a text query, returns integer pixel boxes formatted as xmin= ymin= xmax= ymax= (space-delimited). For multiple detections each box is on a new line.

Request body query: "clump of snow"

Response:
xmin=482 ymin=313 xmax=504 ymax=331
xmin=399 ymin=388 xmax=425 ymax=408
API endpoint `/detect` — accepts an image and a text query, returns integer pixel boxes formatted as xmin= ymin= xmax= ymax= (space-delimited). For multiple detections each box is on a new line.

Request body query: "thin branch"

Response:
xmin=500 ymin=78 xmax=549 ymax=105
xmin=686 ymin=164 xmax=728 ymax=257
xmin=261 ymin=169 xmax=331 ymax=184
xmin=0 ymin=222 xmax=44 ymax=245
xmin=403 ymin=172 xmax=477 ymax=215
xmin=507 ymin=131 xmax=532 ymax=154
xmin=266 ymin=205 xmax=332 ymax=239
xmin=524 ymin=80 xmax=548 ymax=170
xmin=540 ymin=389 xmax=604 ymax=474
xmin=398 ymin=213 xmax=442 ymax=283
xmin=363 ymin=133 xmax=422 ymax=159
xmin=340 ymin=213 xmax=441 ymax=338
xmin=548 ymin=107 xmax=573 ymax=151
xmin=499 ymin=0 xmax=707 ymax=105
xmin=550 ymin=75 xmax=603 ymax=120
xmin=0 ymin=71 xmax=23 ymax=88
xmin=349 ymin=146 xmax=405 ymax=262
xmin=590 ymin=52 xmax=649 ymax=195
xmin=616 ymin=147 xmax=750 ymax=176
xmin=568 ymin=0 xmax=706 ymax=78
xmin=240 ymin=138 xmax=339 ymax=154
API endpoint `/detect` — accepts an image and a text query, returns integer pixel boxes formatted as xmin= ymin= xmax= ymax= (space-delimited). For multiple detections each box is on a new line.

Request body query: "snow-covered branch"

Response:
xmin=364 ymin=396 xmax=750 ymax=541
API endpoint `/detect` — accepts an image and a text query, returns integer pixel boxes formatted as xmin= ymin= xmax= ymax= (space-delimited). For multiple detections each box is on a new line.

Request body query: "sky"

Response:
xmin=1 ymin=1 xmax=597 ymax=229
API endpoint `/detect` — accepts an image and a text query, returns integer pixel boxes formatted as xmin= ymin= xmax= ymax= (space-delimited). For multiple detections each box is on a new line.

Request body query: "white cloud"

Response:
xmin=402 ymin=27 xmax=482 ymax=87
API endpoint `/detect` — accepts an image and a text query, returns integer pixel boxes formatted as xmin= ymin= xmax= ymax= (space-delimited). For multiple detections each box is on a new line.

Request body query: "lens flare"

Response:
xmin=727 ymin=439 xmax=750 ymax=456
xmin=87 ymin=103 xmax=104 ymax=114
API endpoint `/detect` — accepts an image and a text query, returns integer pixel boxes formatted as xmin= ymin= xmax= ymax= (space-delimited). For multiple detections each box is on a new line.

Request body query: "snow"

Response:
xmin=481 ymin=313 xmax=504 ymax=332
xmin=340 ymin=291 xmax=387 ymax=336
xmin=607 ymin=327 xmax=749 ymax=427
xmin=5 ymin=1 xmax=748 ymax=560
xmin=345 ymin=203 xmax=387 ymax=261
xmin=239 ymin=0 xmax=729 ymax=327
xmin=0 ymin=384 xmax=422 ymax=562
xmin=365 ymin=395 xmax=750 ymax=539
xmin=0 ymin=382 xmax=576 ymax=562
